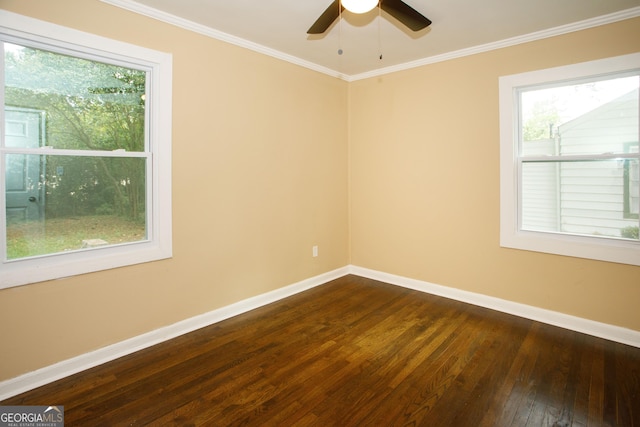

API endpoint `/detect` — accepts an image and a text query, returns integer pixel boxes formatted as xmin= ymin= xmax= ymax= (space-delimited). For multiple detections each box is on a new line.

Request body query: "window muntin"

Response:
xmin=1 ymin=10 xmax=172 ymax=288
xmin=500 ymin=53 xmax=640 ymax=266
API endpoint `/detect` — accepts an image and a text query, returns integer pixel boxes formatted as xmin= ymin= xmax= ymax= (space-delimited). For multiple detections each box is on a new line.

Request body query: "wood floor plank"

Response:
xmin=570 ymin=333 xmax=593 ymax=427
xmin=2 ymin=275 xmax=639 ymax=426
xmin=478 ymin=321 xmax=544 ymax=426
xmin=614 ymin=342 xmax=640 ymax=426
xmin=363 ymin=305 xmax=490 ymax=425
xmin=588 ymin=340 xmax=606 ymax=426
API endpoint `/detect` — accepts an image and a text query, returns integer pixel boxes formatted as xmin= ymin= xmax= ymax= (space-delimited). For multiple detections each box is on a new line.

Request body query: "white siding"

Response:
xmin=557 ymin=89 xmax=638 ymax=237
xmin=522 ymin=158 xmax=559 ymax=232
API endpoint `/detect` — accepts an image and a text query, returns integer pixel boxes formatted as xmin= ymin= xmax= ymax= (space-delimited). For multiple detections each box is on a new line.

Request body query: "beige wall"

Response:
xmin=0 ymin=0 xmax=638 ymax=384
xmin=349 ymin=18 xmax=640 ymax=331
xmin=0 ymin=0 xmax=349 ymax=381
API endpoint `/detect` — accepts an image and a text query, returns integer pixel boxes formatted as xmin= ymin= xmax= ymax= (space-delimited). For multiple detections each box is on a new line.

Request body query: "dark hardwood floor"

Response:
xmin=3 ymin=275 xmax=639 ymax=426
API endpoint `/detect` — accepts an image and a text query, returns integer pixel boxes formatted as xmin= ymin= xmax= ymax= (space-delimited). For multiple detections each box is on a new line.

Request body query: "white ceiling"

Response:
xmin=103 ymin=0 xmax=640 ymax=79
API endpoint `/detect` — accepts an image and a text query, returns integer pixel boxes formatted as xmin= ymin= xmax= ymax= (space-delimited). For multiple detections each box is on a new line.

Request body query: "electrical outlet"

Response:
xmin=312 ymin=245 xmax=318 ymax=257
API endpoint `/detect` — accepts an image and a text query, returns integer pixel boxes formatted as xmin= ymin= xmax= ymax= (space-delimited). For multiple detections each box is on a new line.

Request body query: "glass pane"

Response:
xmin=521 ymin=160 xmax=639 ymax=240
xmin=521 ymin=75 xmax=639 ymax=156
xmin=4 ymin=42 xmax=146 ymax=151
xmin=5 ymin=154 xmax=146 ymax=260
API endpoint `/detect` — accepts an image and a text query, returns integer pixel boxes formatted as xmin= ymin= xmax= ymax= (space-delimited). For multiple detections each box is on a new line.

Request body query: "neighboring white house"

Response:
xmin=522 ymin=88 xmax=639 ymax=239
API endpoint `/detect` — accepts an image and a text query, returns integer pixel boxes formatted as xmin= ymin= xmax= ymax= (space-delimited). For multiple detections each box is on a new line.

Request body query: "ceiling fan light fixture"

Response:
xmin=341 ymin=0 xmax=378 ymax=14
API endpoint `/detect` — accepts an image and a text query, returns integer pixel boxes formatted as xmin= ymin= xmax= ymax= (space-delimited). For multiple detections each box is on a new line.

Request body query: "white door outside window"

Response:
xmin=5 ymin=107 xmax=45 ymax=223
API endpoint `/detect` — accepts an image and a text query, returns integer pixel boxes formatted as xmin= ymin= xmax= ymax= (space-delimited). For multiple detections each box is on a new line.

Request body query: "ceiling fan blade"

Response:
xmin=381 ymin=0 xmax=431 ymax=31
xmin=307 ymin=0 xmax=343 ymax=34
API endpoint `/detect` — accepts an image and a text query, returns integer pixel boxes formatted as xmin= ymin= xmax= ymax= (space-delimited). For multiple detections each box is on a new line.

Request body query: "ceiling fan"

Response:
xmin=307 ymin=0 xmax=432 ymax=34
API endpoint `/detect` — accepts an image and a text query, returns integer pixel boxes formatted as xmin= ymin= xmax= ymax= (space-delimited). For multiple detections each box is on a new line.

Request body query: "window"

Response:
xmin=499 ymin=53 xmax=640 ymax=266
xmin=1 ymin=11 xmax=172 ymax=288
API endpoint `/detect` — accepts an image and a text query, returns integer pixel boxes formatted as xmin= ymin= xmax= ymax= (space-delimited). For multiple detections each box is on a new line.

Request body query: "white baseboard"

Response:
xmin=0 ymin=266 xmax=349 ymax=401
xmin=3 ymin=264 xmax=638 ymax=401
xmin=348 ymin=265 xmax=640 ymax=349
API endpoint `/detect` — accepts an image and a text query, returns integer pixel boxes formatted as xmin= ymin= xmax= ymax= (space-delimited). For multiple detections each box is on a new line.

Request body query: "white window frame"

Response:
xmin=499 ymin=53 xmax=640 ymax=266
xmin=0 ymin=10 xmax=172 ymax=288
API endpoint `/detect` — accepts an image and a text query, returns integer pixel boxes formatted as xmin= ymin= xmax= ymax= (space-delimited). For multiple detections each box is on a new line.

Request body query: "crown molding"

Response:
xmin=99 ymin=0 xmax=350 ymax=80
xmin=98 ymin=1 xmax=640 ymax=80
xmin=348 ymin=6 xmax=640 ymax=81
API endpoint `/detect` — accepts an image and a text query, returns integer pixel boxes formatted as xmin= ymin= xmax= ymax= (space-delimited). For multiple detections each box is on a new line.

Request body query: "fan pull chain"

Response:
xmin=338 ymin=1 xmax=344 ymax=55
xmin=378 ymin=1 xmax=382 ymax=60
